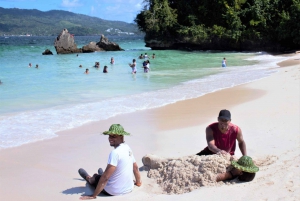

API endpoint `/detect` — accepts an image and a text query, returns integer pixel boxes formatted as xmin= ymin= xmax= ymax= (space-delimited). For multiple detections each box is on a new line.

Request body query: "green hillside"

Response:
xmin=0 ymin=7 xmax=141 ymax=36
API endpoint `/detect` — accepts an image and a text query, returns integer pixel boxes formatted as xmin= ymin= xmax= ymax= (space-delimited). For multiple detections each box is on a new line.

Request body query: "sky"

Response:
xmin=0 ymin=0 xmax=145 ymax=23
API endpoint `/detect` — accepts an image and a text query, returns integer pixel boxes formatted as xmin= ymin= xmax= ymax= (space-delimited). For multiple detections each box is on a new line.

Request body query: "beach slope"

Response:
xmin=0 ymin=54 xmax=299 ymax=201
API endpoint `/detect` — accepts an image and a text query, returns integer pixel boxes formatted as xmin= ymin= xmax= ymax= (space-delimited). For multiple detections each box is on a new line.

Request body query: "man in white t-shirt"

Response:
xmin=78 ymin=124 xmax=142 ymax=199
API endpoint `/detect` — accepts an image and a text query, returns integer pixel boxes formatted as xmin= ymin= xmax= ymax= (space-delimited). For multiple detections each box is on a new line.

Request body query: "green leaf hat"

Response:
xmin=231 ymin=156 xmax=259 ymax=173
xmin=102 ymin=124 xmax=130 ymax=136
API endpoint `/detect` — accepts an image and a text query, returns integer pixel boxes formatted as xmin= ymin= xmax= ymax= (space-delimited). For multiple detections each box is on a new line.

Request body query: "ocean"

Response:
xmin=0 ymin=35 xmax=288 ymax=149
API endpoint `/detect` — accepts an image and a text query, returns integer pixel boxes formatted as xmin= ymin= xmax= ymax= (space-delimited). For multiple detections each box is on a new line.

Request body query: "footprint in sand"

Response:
xmin=253 ymin=155 xmax=278 ymax=167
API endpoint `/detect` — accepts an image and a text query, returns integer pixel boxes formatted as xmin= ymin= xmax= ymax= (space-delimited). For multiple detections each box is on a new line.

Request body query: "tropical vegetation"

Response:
xmin=135 ymin=0 xmax=300 ymax=52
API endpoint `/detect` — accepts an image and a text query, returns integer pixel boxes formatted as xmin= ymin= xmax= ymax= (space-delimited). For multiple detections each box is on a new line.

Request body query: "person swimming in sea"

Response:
xmin=110 ymin=57 xmax=115 ymax=64
xmin=103 ymin=66 xmax=108 ymax=73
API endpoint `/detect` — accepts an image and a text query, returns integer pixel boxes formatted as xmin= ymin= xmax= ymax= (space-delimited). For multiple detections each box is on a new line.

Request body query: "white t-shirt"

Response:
xmin=104 ymin=143 xmax=136 ymax=195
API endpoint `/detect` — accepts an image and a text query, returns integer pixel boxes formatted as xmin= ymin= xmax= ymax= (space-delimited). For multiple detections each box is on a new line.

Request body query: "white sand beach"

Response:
xmin=0 ymin=53 xmax=299 ymax=201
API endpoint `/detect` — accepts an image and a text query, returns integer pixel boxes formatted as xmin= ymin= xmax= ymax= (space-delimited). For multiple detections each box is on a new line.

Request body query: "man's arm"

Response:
xmin=236 ymin=127 xmax=247 ymax=156
xmin=133 ymin=162 xmax=142 ymax=186
xmin=206 ymin=126 xmax=226 ymax=154
xmin=80 ymin=164 xmax=116 ymax=200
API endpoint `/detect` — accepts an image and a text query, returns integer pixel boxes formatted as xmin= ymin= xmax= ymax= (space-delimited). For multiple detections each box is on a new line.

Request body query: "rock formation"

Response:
xmin=54 ymin=29 xmax=124 ymax=54
xmin=96 ymin=34 xmax=124 ymax=51
xmin=54 ymin=29 xmax=81 ymax=54
xmin=82 ymin=42 xmax=103 ymax=53
xmin=42 ymin=49 xmax=53 ymax=55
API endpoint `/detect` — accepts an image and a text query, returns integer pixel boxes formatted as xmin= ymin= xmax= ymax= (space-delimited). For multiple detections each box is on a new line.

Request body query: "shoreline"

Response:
xmin=0 ymin=52 xmax=292 ymax=150
xmin=0 ymin=53 xmax=299 ymax=200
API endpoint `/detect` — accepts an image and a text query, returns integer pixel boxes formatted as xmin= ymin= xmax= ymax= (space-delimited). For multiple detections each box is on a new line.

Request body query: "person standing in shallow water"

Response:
xmin=103 ymin=66 xmax=108 ymax=73
xmin=222 ymin=58 xmax=227 ymax=67
xmin=129 ymin=59 xmax=137 ymax=74
xmin=110 ymin=57 xmax=114 ymax=64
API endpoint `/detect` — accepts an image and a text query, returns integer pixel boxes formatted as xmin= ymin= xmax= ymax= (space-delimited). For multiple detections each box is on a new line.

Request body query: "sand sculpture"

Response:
xmin=142 ymin=153 xmax=233 ymax=194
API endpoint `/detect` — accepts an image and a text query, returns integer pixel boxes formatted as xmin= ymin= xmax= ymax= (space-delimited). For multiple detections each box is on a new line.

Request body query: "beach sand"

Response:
xmin=0 ymin=53 xmax=299 ymax=201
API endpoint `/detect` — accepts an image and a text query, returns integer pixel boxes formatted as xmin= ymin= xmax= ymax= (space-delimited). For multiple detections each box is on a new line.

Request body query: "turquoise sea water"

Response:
xmin=0 ymin=36 xmax=288 ymax=149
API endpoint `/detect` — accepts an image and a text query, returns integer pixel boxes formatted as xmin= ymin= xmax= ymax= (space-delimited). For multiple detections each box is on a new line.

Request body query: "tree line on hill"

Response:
xmin=134 ymin=0 xmax=300 ymax=52
xmin=0 ymin=7 xmax=141 ymax=36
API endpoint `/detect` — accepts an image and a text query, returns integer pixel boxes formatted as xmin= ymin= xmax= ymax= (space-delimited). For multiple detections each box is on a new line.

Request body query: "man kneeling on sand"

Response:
xmin=197 ymin=109 xmax=247 ymax=156
xmin=78 ymin=124 xmax=142 ymax=199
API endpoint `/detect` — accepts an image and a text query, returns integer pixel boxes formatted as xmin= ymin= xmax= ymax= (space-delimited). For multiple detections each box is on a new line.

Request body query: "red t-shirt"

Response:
xmin=208 ymin=122 xmax=239 ymax=155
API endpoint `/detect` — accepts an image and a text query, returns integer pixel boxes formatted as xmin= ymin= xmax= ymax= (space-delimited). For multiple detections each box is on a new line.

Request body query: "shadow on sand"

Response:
xmin=61 ymin=178 xmax=109 ymax=197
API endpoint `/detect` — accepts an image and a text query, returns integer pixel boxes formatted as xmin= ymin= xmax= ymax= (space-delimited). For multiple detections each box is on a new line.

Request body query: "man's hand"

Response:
xmin=217 ymin=150 xmax=228 ymax=155
xmin=134 ymin=180 xmax=142 ymax=187
xmin=80 ymin=195 xmax=96 ymax=200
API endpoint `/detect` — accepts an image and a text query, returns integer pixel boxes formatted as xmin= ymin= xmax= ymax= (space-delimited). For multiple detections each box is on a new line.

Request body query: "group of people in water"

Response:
xmin=79 ymin=53 xmax=155 ymax=75
xmin=128 ymin=53 xmax=153 ymax=74
xmin=28 ymin=63 xmax=39 ymax=68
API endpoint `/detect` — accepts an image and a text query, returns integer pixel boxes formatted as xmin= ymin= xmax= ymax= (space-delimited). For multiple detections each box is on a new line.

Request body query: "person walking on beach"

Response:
xmin=78 ymin=124 xmax=142 ymax=199
xmin=222 ymin=58 xmax=227 ymax=67
xmin=196 ymin=109 xmax=247 ymax=156
xmin=129 ymin=59 xmax=137 ymax=74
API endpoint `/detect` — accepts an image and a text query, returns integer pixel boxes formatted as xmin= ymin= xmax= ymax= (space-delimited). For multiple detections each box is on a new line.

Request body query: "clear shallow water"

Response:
xmin=0 ymin=36 xmax=288 ymax=149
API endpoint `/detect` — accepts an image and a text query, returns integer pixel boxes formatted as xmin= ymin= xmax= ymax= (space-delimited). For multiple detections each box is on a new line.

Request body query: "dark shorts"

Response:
xmin=196 ymin=147 xmax=215 ymax=156
xmin=91 ymin=175 xmax=112 ymax=196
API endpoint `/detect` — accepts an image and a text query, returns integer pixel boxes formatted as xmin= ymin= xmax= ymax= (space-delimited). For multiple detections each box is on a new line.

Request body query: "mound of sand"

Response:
xmin=142 ymin=153 xmax=232 ymax=194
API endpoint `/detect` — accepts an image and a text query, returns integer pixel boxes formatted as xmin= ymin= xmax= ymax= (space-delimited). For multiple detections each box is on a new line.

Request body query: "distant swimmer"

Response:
xmin=143 ymin=60 xmax=150 ymax=73
xmin=139 ymin=54 xmax=144 ymax=59
xmin=79 ymin=64 xmax=82 ymax=68
xmin=0 ymin=80 xmax=2 ymax=85
xmin=110 ymin=57 xmax=115 ymax=64
xmin=85 ymin=68 xmax=89 ymax=74
xmin=77 ymin=54 xmax=79 ymax=57
xmin=144 ymin=53 xmax=149 ymax=59
xmin=28 ymin=63 xmax=32 ymax=67
xmin=103 ymin=66 xmax=108 ymax=73
xmin=35 ymin=64 xmax=39 ymax=68
xmin=222 ymin=58 xmax=227 ymax=67
xmin=152 ymin=53 xmax=155 ymax=59
xmin=129 ymin=59 xmax=137 ymax=74
xmin=95 ymin=62 xmax=100 ymax=68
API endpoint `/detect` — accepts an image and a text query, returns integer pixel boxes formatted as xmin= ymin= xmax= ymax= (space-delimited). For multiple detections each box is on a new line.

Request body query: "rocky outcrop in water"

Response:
xmin=54 ymin=29 xmax=81 ymax=54
xmin=82 ymin=42 xmax=103 ymax=53
xmin=54 ymin=29 xmax=123 ymax=54
xmin=96 ymin=34 xmax=124 ymax=51
xmin=42 ymin=49 xmax=53 ymax=55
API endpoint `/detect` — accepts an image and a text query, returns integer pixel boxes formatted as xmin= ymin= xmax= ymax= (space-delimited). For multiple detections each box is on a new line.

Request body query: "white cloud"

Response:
xmin=61 ymin=0 xmax=82 ymax=8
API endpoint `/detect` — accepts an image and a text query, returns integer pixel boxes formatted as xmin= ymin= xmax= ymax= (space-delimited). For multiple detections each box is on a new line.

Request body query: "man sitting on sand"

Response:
xmin=78 ymin=124 xmax=142 ymax=199
xmin=196 ymin=109 xmax=247 ymax=156
xmin=216 ymin=155 xmax=259 ymax=182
